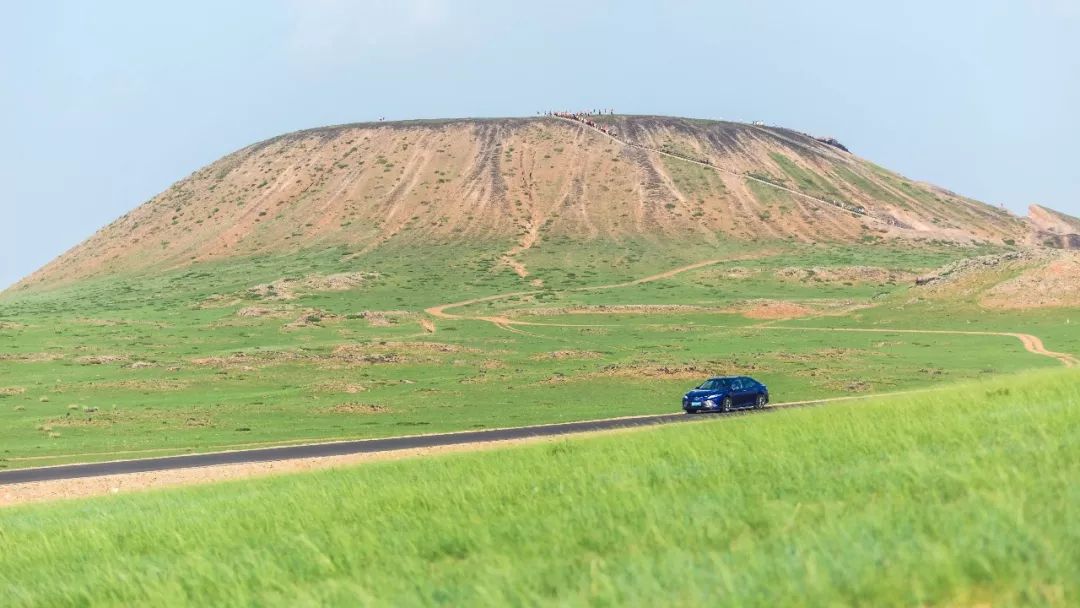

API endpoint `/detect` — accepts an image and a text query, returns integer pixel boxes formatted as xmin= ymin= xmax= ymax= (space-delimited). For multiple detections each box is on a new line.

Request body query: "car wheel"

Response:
xmin=721 ymin=396 xmax=733 ymax=413
xmin=754 ymin=393 xmax=767 ymax=409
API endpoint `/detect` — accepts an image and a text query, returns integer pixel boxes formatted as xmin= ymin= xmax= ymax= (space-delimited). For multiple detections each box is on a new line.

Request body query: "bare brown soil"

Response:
xmin=981 ymin=252 xmax=1080 ymax=309
xmin=915 ymin=250 xmax=1080 ymax=310
xmin=736 ymin=300 xmax=815 ymax=320
xmin=247 ymin=273 xmax=377 ymax=303
xmin=1030 ymin=205 xmax=1080 ymax=232
xmin=0 ymin=352 xmax=64 ymax=362
xmin=324 ymin=403 xmax=389 ymax=414
xmin=81 ymin=379 xmax=190 ymax=391
xmin=311 ymin=381 xmax=368 ymax=394
xmin=774 ymin=266 xmax=915 ymax=284
xmin=549 ymin=360 xmax=763 ymax=384
xmin=516 ymin=304 xmax=711 ymax=316
xmin=337 ymin=341 xmax=473 ymax=354
xmin=531 ymin=350 xmax=604 ymax=360
xmin=74 ymin=355 xmax=129 ymax=365
xmin=350 ymin=310 xmax=414 ymax=328
xmin=236 ymin=306 xmax=288 ymax=318
xmin=283 ymin=309 xmax=342 ymax=330
xmin=190 ymin=349 xmax=309 ymax=369
xmin=197 ymin=295 xmax=244 ymax=309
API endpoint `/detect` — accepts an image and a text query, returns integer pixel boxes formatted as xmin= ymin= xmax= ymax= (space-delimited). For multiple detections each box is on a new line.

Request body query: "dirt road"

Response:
xmin=427 ymin=257 xmax=1077 ymax=368
xmin=759 ymin=326 xmax=1077 ymax=368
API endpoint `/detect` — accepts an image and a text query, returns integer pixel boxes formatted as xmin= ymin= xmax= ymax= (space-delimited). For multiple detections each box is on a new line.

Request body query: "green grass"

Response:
xmin=2 ymin=368 xmax=1078 ymax=606
xmin=833 ymin=164 xmax=910 ymax=209
xmin=1 ymin=240 xmax=1075 ymax=469
xmin=768 ymin=152 xmax=847 ymax=202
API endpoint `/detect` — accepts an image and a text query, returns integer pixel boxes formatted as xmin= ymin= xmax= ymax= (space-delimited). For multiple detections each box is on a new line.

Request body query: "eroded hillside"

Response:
xmin=13 ymin=116 xmax=1029 ymax=291
xmin=1029 ymin=204 xmax=1080 ymax=249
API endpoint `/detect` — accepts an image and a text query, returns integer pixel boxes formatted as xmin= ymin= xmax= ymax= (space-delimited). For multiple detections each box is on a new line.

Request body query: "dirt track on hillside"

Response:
xmin=426 ymin=258 xmax=1078 ymax=368
xmin=425 ymin=258 xmax=731 ymax=328
xmin=758 ymin=326 xmax=1077 ymax=368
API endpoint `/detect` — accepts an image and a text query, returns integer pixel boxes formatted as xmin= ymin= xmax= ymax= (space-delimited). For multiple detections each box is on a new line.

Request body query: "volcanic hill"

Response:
xmin=12 ymin=115 xmax=1037 ymax=291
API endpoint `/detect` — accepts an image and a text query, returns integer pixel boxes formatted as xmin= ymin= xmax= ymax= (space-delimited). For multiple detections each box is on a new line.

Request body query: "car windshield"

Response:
xmin=697 ymin=378 xmax=732 ymax=391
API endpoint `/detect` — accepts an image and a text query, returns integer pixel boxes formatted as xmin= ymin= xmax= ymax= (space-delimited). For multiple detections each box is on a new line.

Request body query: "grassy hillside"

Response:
xmin=3 ymin=369 xmax=1078 ymax=606
xmin=5 ymin=240 xmax=1076 ymax=470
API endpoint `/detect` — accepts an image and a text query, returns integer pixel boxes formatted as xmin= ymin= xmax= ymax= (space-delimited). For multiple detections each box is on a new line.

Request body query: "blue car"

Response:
xmin=683 ymin=376 xmax=769 ymax=414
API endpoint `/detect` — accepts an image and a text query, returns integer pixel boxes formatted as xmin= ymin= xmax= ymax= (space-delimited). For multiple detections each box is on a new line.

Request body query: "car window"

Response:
xmin=698 ymin=379 xmax=731 ymax=391
xmin=731 ymin=379 xmax=744 ymax=390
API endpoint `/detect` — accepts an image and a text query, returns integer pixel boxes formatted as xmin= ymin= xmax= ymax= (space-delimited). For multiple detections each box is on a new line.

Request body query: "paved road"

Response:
xmin=0 ymin=411 xmax=716 ymax=485
xmin=0 ymin=394 xmax=880 ymax=486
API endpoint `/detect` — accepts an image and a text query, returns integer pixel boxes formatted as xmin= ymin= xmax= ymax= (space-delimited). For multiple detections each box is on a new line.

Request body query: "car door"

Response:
xmin=744 ymin=379 xmax=762 ymax=405
xmin=736 ymin=378 xmax=757 ymax=407
xmin=730 ymin=378 xmax=748 ymax=407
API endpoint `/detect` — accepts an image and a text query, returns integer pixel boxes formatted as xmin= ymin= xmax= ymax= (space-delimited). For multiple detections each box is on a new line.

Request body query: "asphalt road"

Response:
xmin=1 ymin=395 xmax=854 ymax=486
xmin=0 ymin=411 xmax=717 ymax=485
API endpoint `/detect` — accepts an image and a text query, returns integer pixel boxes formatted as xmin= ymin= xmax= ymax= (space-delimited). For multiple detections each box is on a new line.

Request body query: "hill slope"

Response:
xmin=1029 ymin=204 xmax=1080 ymax=249
xmin=13 ymin=115 xmax=1028 ymax=292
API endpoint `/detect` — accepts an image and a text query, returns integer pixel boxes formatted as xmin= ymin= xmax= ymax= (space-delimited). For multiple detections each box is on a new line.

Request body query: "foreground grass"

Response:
xmin=3 ymin=369 xmax=1078 ymax=606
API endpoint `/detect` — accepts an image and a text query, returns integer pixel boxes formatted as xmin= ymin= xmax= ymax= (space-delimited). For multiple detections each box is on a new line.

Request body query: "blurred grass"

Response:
xmin=2 ymin=368 xmax=1079 ymax=606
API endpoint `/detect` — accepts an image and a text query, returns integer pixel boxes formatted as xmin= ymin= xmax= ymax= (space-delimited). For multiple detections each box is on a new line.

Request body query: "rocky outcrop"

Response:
xmin=814 ymin=136 xmax=849 ymax=152
xmin=914 ymin=250 xmax=1046 ymax=287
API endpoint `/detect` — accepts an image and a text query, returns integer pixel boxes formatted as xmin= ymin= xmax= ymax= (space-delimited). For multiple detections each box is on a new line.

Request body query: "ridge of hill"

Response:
xmin=1029 ymin=204 xmax=1080 ymax=249
xmin=11 ymin=115 xmax=1031 ymax=292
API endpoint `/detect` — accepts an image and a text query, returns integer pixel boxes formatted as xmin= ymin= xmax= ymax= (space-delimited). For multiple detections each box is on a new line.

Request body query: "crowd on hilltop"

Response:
xmin=543 ymin=110 xmax=618 ymax=137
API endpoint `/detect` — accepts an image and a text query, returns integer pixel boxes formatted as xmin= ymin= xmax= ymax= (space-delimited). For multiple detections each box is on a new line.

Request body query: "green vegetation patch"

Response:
xmin=659 ymin=155 xmax=728 ymax=197
xmin=833 ymin=164 xmax=909 ymax=209
xmin=2 ymin=369 xmax=1078 ymax=606
xmin=768 ymin=152 xmax=846 ymax=202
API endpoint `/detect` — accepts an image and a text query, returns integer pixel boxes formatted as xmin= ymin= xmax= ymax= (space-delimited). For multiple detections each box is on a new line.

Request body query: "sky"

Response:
xmin=1 ymin=0 xmax=1078 ymax=290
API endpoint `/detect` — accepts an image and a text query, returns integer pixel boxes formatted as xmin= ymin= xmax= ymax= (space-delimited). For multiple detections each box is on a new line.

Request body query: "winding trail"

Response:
xmin=425 ymin=258 xmax=728 ymax=329
xmin=753 ymin=326 xmax=1077 ymax=368
xmin=427 ymin=257 xmax=1078 ymax=368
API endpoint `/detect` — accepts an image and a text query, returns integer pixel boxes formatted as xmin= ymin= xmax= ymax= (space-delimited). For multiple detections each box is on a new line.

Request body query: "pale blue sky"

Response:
xmin=2 ymin=0 xmax=1078 ymax=289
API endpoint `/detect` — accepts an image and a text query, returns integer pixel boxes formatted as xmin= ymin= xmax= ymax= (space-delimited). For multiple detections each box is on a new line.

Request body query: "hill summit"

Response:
xmin=14 ymin=115 xmax=1036 ymax=290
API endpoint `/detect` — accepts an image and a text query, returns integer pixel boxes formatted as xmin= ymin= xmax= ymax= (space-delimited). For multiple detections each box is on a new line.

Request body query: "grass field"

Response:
xmin=1 ymin=240 xmax=1076 ymax=469
xmin=2 ymin=368 xmax=1077 ymax=606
